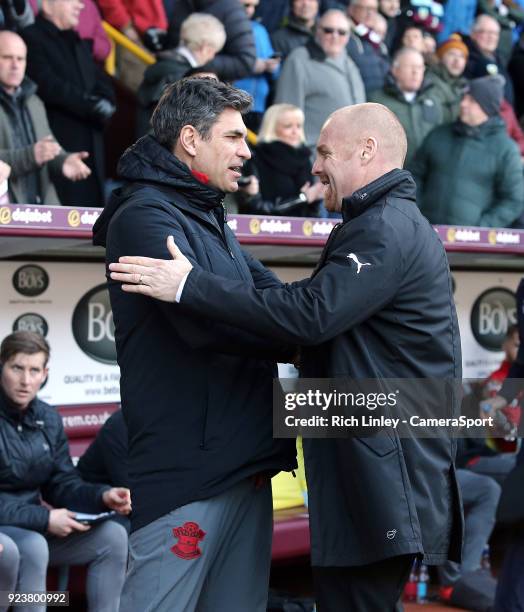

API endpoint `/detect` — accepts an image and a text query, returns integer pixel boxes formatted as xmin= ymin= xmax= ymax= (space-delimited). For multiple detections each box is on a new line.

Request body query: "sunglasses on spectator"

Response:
xmin=321 ymin=26 xmax=349 ymax=35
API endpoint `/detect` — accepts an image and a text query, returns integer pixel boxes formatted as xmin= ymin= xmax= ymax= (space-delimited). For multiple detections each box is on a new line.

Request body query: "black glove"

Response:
xmin=87 ymin=95 xmax=116 ymax=126
xmin=143 ymin=28 xmax=168 ymax=53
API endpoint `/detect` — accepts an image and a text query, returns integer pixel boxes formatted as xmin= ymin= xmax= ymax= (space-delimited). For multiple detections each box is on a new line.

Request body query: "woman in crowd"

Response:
xmin=236 ymin=103 xmax=324 ymax=216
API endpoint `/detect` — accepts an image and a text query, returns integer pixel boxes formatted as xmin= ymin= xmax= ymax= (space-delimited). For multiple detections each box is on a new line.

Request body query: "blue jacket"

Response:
xmin=438 ymin=0 xmax=477 ymax=43
xmin=234 ymin=20 xmax=278 ymax=113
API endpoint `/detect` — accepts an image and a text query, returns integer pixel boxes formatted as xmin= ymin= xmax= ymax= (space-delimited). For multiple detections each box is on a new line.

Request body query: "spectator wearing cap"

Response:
xmin=426 ymin=33 xmax=468 ymax=121
xmin=346 ymin=0 xmax=390 ymax=94
xmin=411 ymin=75 xmax=524 ymax=228
xmin=368 ymin=46 xmax=444 ymax=166
xmin=465 ymin=14 xmax=514 ymax=105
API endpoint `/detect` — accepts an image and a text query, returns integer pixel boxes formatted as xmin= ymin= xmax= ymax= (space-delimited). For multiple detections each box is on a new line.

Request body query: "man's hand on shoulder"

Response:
xmin=102 ymin=487 xmax=132 ymax=515
xmin=109 ymin=236 xmax=193 ymax=302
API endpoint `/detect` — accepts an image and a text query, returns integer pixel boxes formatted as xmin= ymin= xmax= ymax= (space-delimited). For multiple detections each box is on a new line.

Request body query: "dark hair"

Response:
xmin=506 ymin=324 xmax=519 ymax=339
xmin=0 ymin=331 xmax=50 ymax=365
xmin=151 ymin=77 xmax=252 ymax=151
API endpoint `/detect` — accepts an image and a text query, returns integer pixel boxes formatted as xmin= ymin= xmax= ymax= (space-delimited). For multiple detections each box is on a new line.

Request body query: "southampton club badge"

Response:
xmin=171 ymin=521 xmax=206 ymax=560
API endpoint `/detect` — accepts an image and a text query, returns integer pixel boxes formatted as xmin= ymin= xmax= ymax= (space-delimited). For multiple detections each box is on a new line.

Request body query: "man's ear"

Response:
xmin=360 ymin=136 xmax=377 ymax=164
xmin=179 ymin=125 xmax=199 ymax=158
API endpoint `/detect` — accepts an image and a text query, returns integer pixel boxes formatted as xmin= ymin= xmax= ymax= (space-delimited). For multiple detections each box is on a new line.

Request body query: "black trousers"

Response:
xmin=312 ymin=554 xmax=417 ymax=612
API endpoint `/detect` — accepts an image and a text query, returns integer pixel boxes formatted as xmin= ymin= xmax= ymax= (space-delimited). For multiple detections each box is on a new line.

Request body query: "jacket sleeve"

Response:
xmin=180 ymin=217 xmax=403 ymax=345
xmin=0 ymin=145 xmax=38 ymax=178
xmin=112 ymin=200 xmax=295 ymax=361
xmin=77 ymin=413 xmax=129 ymax=488
xmin=206 ymin=5 xmax=256 ymax=80
xmin=0 ymin=495 xmax=50 ymax=533
xmin=479 ymin=142 xmax=524 ymax=227
xmin=274 ymin=50 xmax=305 ymax=109
xmin=408 ymin=135 xmax=430 ymax=193
xmin=240 ymin=247 xmax=283 ymax=290
xmin=41 ymin=411 xmax=109 ymax=513
xmin=96 ymin=0 xmax=132 ymax=31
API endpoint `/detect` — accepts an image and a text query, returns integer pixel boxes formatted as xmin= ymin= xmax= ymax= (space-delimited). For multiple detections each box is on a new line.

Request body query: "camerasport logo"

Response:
xmin=72 ymin=284 xmax=117 ymax=364
xmin=470 ymin=288 xmax=517 ymax=352
xmin=12 ymin=313 xmax=49 ymax=337
xmin=12 ymin=264 xmax=49 ymax=297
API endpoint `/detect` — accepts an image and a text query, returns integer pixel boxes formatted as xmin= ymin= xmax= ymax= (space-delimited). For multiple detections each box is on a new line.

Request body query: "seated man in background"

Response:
xmin=411 ymin=75 xmax=524 ymax=228
xmin=0 ymin=332 xmax=130 ymax=612
xmin=0 ymin=30 xmax=91 ymax=204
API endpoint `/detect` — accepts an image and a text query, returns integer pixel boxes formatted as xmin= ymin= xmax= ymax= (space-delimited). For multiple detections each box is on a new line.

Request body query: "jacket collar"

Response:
xmin=305 ymin=38 xmax=327 ymax=61
xmin=0 ymin=77 xmax=37 ymax=107
xmin=342 ymin=168 xmax=415 ymax=222
xmin=0 ymin=386 xmax=41 ymax=427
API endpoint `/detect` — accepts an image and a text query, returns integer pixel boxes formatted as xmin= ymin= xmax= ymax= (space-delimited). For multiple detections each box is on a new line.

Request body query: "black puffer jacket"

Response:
xmin=0 ymin=389 xmax=109 ymax=533
xmin=178 ymin=169 xmax=464 ymax=566
xmin=93 ymin=135 xmax=296 ymax=532
xmin=166 ymin=0 xmax=256 ymax=80
xmin=271 ymin=16 xmax=315 ymax=60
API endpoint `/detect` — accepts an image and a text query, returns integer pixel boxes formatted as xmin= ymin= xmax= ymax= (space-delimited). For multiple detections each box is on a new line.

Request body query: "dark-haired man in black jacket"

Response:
xmin=94 ymin=78 xmax=295 ymax=612
xmin=111 ymin=101 xmax=464 ymax=611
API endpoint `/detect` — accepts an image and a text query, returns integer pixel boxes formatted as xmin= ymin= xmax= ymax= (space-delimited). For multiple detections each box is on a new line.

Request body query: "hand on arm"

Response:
xmin=109 ymin=235 xmax=193 ymax=301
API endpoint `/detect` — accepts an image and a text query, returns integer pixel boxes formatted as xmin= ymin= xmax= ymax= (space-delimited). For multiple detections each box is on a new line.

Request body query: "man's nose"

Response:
xmin=312 ymin=157 xmax=321 ymax=175
xmin=239 ymin=139 xmax=251 ymax=160
xmin=20 ymin=371 xmax=30 ymax=385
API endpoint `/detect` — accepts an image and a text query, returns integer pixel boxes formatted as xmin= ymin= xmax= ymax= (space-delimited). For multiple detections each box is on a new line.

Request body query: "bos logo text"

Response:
xmin=12 ymin=264 xmax=49 ymax=297
xmin=72 ymin=284 xmax=117 ymax=364
xmin=13 ymin=313 xmax=49 ymax=337
xmin=470 ymin=288 xmax=517 ymax=352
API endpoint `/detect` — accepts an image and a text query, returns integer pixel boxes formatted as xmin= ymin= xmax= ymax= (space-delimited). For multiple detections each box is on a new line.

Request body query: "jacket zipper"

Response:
xmin=211 ymin=201 xmax=235 ymax=259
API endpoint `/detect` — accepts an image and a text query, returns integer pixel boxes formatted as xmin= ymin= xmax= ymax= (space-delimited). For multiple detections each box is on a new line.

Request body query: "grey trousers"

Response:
xmin=120 ymin=478 xmax=273 ymax=612
xmin=0 ymin=520 xmax=128 ymax=612
xmin=438 ymin=469 xmax=501 ymax=585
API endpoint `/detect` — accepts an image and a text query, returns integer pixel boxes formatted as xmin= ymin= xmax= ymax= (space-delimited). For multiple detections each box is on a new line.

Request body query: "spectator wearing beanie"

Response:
xmin=427 ymin=33 xmax=468 ymax=121
xmin=412 ymin=75 xmax=524 ymax=228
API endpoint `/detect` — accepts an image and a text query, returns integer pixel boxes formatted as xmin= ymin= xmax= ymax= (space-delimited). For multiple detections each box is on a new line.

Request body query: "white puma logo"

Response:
xmin=347 ymin=253 xmax=371 ymax=274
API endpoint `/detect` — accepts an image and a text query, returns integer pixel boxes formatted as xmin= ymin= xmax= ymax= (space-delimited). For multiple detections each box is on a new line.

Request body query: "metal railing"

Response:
xmin=102 ymin=21 xmax=156 ymax=76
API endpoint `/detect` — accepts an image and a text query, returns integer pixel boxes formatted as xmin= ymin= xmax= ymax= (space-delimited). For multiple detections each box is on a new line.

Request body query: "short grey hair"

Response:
xmin=392 ymin=46 xmax=424 ymax=67
xmin=472 ymin=14 xmax=500 ymax=33
xmin=180 ymin=13 xmax=226 ymax=53
xmin=151 ymin=78 xmax=252 ymax=151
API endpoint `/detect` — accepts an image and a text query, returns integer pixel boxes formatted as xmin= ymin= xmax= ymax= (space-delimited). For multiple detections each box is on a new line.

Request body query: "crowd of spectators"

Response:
xmin=1 ymin=0 xmax=524 ymax=225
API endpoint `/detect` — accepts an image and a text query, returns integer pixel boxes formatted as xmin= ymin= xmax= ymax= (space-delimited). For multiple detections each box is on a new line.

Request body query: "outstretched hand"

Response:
xmin=109 ymin=236 xmax=193 ymax=302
